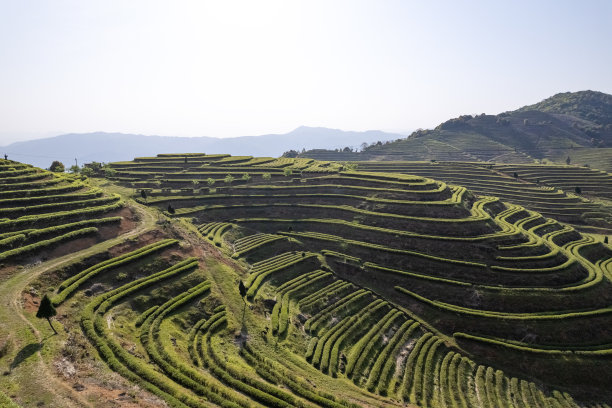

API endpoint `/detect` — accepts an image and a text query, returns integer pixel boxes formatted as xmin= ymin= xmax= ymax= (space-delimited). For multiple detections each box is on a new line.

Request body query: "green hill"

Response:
xmin=301 ymin=91 xmax=612 ymax=170
xmin=3 ymin=154 xmax=612 ymax=408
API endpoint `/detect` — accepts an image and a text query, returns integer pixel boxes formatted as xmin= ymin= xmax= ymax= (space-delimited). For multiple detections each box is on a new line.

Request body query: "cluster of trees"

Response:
xmin=47 ymin=160 xmax=118 ymax=178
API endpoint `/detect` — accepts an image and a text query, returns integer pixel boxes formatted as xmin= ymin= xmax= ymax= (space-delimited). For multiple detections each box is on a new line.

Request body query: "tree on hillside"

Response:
xmin=282 ymin=150 xmax=299 ymax=158
xmin=241 ymin=173 xmax=251 ymax=183
xmin=36 ymin=295 xmax=57 ymax=335
xmin=140 ymin=190 xmax=148 ymax=202
xmin=575 ymin=187 xmax=582 ymax=194
xmin=89 ymin=162 xmax=102 ymax=172
xmin=49 ymin=161 xmax=65 ymax=173
xmin=238 ymin=280 xmax=247 ymax=298
xmin=283 ymin=168 xmax=292 ymax=177
xmin=81 ymin=167 xmax=94 ymax=177
xmin=167 ymin=204 xmax=175 ymax=214
xmin=103 ymin=167 xmax=116 ymax=178
xmin=262 ymin=173 xmax=271 ymax=181
xmin=207 ymin=178 xmax=215 ymax=188
xmin=513 ymin=172 xmax=518 ymax=179
xmin=604 ymin=236 xmax=608 ymax=244
xmin=68 ymin=165 xmax=80 ymax=173
xmin=566 ymin=156 xmax=571 ymax=165
xmin=224 ymin=174 xmax=234 ymax=185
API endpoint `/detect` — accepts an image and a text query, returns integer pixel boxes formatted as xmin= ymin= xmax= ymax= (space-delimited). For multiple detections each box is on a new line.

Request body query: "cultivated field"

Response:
xmin=1 ymin=154 xmax=611 ymax=408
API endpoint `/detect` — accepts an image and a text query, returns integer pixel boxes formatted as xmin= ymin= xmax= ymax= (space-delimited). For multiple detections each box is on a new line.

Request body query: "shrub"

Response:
xmin=50 ymin=160 xmax=65 ymax=172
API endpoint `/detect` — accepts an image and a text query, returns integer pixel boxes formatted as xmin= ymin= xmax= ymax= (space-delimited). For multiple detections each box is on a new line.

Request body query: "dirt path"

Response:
xmin=0 ymin=201 xmax=157 ymax=407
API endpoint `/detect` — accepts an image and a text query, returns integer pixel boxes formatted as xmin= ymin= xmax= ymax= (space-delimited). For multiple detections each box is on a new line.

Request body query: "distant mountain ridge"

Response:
xmin=0 ymin=126 xmax=404 ymax=168
xmin=301 ymin=90 xmax=612 ymax=171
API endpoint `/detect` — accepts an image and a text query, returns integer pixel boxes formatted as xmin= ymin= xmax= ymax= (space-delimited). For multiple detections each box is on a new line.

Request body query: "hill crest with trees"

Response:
xmin=299 ymin=90 xmax=612 ymax=171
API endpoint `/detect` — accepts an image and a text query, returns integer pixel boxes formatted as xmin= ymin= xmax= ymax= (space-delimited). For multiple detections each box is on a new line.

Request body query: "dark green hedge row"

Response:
xmin=81 ymin=258 xmax=204 ymax=408
xmin=0 ymin=194 xmax=119 ymax=218
xmin=25 ymin=216 xmax=121 ymax=242
xmin=369 ymin=320 xmax=419 ymax=394
xmin=0 ymin=227 xmax=98 ymax=261
xmin=0 ymin=177 xmax=62 ymax=192
xmin=241 ymin=343 xmax=350 ymax=408
xmin=0 ymin=200 xmax=123 ymax=232
xmin=0 ymin=233 xmax=26 ymax=252
xmin=54 ymin=238 xmax=178 ymax=305
xmin=399 ymin=332 xmax=433 ymax=401
xmin=346 ymin=309 xmax=401 ymax=379
xmin=0 ymin=188 xmax=101 ymax=207
xmin=138 ymin=283 xmax=247 ymax=408
xmin=199 ymin=316 xmax=301 ymax=408
xmin=0 ymin=181 xmax=83 ymax=199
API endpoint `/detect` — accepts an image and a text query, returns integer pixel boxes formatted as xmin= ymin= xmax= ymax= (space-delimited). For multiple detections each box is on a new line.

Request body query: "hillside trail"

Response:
xmin=0 ymin=201 xmax=157 ymax=407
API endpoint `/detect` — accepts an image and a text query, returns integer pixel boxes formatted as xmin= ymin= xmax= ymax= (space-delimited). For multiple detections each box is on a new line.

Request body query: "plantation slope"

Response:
xmin=0 ymin=159 xmax=126 ymax=264
xmin=352 ymin=161 xmax=612 ymax=232
xmin=2 ymin=153 xmax=611 ymax=407
xmin=98 ymin=153 xmax=612 ymax=407
xmin=0 ymin=198 xmax=157 ymax=407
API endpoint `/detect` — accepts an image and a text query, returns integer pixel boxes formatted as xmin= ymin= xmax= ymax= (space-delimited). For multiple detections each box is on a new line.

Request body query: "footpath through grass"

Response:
xmin=0 ymin=201 xmax=157 ymax=407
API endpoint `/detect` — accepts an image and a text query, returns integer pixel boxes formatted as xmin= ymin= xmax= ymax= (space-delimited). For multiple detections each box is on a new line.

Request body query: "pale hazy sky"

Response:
xmin=1 ymin=0 xmax=611 ymax=144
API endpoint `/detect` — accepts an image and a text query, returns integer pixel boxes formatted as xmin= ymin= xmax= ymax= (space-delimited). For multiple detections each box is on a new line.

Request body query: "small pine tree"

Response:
xmin=241 ymin=173 xmax=251 ymax=182
xmin=224 ymin=174 xmax=234 ymax=185
xmin=262 ymin=173 xmax=271 ymax=181
xmin=207 ymin=178 xmax=215 ymax=187
xmin=36 ymin=295 xmax=57 ymax=334
xmin=575 ymin=186 xmax=582 ymax=194
xmin=604 ymin=236 xmax=609 ymax=244
xmin=140 ymin=190 xmax=147 ymax=201
xmin=167 ymin=204 xmax=175 ymax=214
xmin=566 ymin=156 xmax=571 ymax=165
xmin=513 ymin=172 xmax=518 ymax=179
xmin=238 ymin=280 xmax=247 ymax=298
xmin=284 ymin=168 xmax=292 ymax=177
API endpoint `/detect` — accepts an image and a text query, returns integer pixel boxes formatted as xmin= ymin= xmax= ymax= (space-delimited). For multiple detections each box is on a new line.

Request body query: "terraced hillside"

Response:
xmin=352 ymin=161 xmax=612 ymax=231
xmin=0 ymin=159 xmax=127 ymax=263
xmin=549 ymin=148 xmax=612 ymax=173
xmin=1 ymin=154 xmax=611 ymax=408
xmin=110 ymin=154 xmax=611 ymax=405
xmin=300 ymin=91 xmax=612 ymax=168
xmin=493 ymin=164 xmax=612 ymax=200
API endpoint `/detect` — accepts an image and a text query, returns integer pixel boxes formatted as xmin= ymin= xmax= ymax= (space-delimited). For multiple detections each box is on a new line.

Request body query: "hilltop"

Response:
xmin=301 ymin=91 xmax=612 ymax=171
